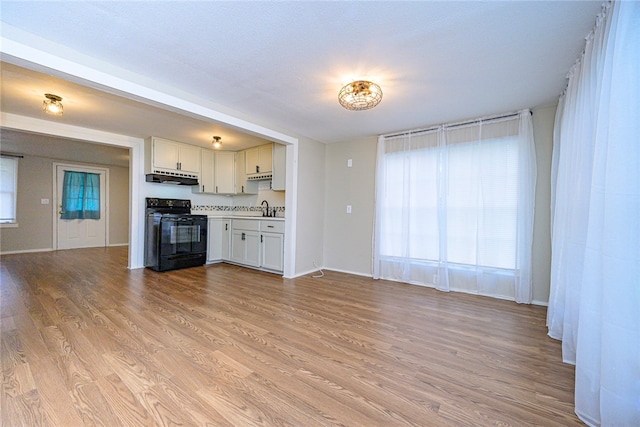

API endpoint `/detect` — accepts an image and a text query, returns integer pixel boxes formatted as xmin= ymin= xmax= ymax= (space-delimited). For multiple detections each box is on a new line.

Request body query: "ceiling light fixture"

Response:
xmin=43 ymin=93 xmax=63 ymax=116
xmin=212 ymin=136 xmax=222 ymax=149
xmin=338 ymin=80 xmax=383 ymax=111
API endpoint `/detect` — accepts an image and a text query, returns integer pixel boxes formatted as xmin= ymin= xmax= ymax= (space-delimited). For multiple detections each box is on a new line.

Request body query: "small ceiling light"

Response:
xmin=338 ymin=80 xmax=383 ymax=111
xmin=212 ymin=136 xmax=222 ymax=149
xmin=43 ymin=93 xmax=63 ymax=116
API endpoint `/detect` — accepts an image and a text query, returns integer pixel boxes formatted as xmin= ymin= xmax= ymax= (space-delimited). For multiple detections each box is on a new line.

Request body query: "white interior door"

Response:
xmin=55 ymin=164 xmax=107 ymax=250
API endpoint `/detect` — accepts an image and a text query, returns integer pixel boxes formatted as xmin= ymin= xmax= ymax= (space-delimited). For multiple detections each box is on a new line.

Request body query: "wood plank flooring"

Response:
xmin=1 ymin=247 xmax=580 ymax=426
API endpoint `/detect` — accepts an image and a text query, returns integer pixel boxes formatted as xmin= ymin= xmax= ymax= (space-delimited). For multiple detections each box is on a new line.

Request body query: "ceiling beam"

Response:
xmin=0 ymin=24 xmax=298 ymax=146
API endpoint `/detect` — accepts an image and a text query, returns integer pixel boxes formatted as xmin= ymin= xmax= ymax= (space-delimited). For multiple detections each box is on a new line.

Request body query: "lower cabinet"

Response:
xmin=230 ymin=228 xmax=261 ymax=267
xmin=207 ymin=218 xmax=223 ymax=262
xmin=208 ymin=217 xmax=284 ymax=273
xmin=207 ymin=218 xmax=232 ymax=262
xmin=260 ymin=220 xmax=285 ymax=272
xmin=261 ymin=232 xmax=284 ymax=272
xmin=221 ymin=219 xmax=231 ymax=261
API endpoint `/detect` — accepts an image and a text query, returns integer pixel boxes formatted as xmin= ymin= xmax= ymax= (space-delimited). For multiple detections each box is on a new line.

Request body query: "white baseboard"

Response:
xmin=1 ymin=244 xmax=129 ymax=256
xmin=324 ymin=267 xmax=373 ymax=278
xmin=290 ymin=267 xmax=321 ymax=278
xmin=0 ymin=248 xmax=53 ymax=255
xmin=531 ymin=300 xmax=549 ymax=307
xmin=291 ymin=266 xmax=373 ymax=279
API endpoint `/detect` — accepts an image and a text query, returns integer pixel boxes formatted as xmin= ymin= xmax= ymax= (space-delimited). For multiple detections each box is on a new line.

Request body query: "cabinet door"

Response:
xmin=178 ymin=144 xmax=201 ymax=174
xmin=215 ymin=151 xmax=236 ymax=194
xmin=221 ymin=220 xmax=231 ymax=261
xmin=244 ymin=231 xmax=261 ymax=267
xmin=197 ymin=149 xmax=215 ymax=193
xmin=230 ymin=229 xmax=261 ymax=267
xmin=230 ymin=229 xmax=246 ymax=264
xmin=245 ymin=147 xmax=259 ymax=175
xmin=261 ymin=232 xmax=284 ymax=272
xmin=207 ymin=219 xmax=223 ymax=262
xmin=258 ymin=144 xmax=273 ymax=174
xmin=236 ymin=150 xmax=248 ymax=193
xmin=235 ymin=151 xmax=257 ymax=194
xmin=153 ymin=139 xmax=180 ymax=170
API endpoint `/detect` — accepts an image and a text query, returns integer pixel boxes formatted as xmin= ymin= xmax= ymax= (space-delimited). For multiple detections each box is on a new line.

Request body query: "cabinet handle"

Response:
xmin=256 ymin=165 xmax=259 ymax=173
xmin=177 ymin=162 xmax=181 ymax=170
xmin=225 ymin=224 xmax=228 ymax=231
xmin=242 ymin=232 xmax=246 ymax=241
xmin=241 ymin=185 xmax=244 ymax=193
xmin=202 ymin=185 xmax=205 ymax=192
xmin=261 ymin=235 xmax=263 ymax=243
xmin=216 ymin=186 xmax=218 ymax=193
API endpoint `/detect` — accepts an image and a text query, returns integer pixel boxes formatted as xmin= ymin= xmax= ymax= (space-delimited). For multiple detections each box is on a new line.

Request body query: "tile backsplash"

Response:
xmin=192 ymin=205 xmax=285 ymax=216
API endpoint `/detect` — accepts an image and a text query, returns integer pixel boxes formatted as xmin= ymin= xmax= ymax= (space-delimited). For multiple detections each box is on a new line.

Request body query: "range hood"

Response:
xmin=246 ymin=173 xmax=273 ymax=181
xmin=145 ymin=173 xmax=198 ymax=186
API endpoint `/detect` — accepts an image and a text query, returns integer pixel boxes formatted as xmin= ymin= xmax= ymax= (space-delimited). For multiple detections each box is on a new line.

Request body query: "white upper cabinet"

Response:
xmin=235 ymin=151 xmax=257 ymax=194
xmin=146 ymin=137 xmax=201 ymax=177
xmin=196 ymin=149 xmax=215 ymax=193
xmin=194 ymin=149 xmax=236 ymax=194
xmin=245 ymin=143 xmax=273 ymax=175
xmin=215 ymin=151 xmax=236 ymax=194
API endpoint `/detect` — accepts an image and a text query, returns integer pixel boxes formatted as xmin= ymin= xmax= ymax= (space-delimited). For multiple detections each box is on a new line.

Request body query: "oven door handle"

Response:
xmin=162 ymin=217 xmax=192 ymax=223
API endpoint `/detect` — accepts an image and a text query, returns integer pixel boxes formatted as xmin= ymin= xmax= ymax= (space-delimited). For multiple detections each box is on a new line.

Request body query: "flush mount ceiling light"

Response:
xmin=338 ymin=80 xmax=383 ymax=111
xmin=43 ymin=93 xmax=63 ymax=116
xmin=212 ymin=136 xmax=222 ymax=149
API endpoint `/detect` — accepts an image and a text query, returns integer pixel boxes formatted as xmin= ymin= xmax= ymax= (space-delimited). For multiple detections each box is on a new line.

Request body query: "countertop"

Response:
xmin=206 ymin=215 xmax=285 ymax=221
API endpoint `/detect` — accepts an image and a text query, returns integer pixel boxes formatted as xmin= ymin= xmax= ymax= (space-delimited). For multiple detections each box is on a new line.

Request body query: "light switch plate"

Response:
xmin=346 ymin=205 xmax=352 ymax=214
xmin=347 ymin=159 xmax=353 ymax=168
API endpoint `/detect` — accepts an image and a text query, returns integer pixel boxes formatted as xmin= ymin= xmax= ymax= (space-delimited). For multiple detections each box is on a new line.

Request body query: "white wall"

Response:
xmin=530 ymin=104 xmax=556 ymax=304
xmin=323 ymin=137 xmax=377 ymax=275
xmin=0 ymin=155 xmax=129 ymax=253
xmin=322 ymin=105 xmax=557 ymax=304
xmin=293 ymin=136 xmax=326 ymax=276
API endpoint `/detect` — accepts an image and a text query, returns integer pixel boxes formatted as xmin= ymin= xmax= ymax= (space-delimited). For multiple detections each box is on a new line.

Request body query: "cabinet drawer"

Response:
xmin=261 ymin=221 xmax=285 ymax=233
xmin=232 ymin=219 xmax=260 ymax=231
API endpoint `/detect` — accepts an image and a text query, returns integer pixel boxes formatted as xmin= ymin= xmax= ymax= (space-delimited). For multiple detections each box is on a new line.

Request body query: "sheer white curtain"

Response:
xmin=373 ymin=110 xmax=536 ymax=303
xmin=547 ymin=1 xmax=640 ymax=425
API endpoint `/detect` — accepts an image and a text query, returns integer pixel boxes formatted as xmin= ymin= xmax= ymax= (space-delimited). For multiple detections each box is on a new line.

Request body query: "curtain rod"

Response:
xmin=382 ymin=109 xmax=531 ymax=139
xmin=0 ymin=152 xmax=24 ymax=158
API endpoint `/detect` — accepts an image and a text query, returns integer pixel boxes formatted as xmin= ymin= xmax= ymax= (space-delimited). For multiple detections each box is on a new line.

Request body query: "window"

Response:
xmin=380 ymin=136 xmax=518 ymax=269
xmin=373 ymin=111 xmax=537 ymax=303
xmin=61 ymin=171 xmax=101 ymax=220
xmin=0 ymin=156 xmax=18 ymax=224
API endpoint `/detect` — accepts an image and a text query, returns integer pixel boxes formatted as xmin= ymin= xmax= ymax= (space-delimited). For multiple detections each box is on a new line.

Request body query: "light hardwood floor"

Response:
xmin=1 ymin=247 xmax=580 ymax=426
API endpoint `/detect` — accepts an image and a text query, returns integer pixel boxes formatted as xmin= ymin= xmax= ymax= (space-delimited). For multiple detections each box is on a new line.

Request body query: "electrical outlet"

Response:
xmin=346 ymin=205 xmax=352 ymax=214
xmin=347 ymin=158 xmax=353 ymax=168
xmin=41 ymin=198 xmax=50 ymax=205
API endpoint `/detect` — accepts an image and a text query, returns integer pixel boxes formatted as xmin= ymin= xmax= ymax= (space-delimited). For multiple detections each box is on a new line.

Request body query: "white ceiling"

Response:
xmin=1 ymin=1 xmax=602 ymax=149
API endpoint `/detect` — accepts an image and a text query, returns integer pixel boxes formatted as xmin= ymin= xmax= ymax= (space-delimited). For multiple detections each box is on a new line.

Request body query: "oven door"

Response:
xmin=159 ymin=215 xmax=207 ymax=257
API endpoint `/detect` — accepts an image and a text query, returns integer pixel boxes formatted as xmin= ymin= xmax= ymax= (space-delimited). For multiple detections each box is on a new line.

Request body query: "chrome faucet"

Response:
xmin=261 ymin=200 xmax=269 ymax=217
